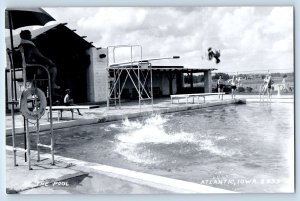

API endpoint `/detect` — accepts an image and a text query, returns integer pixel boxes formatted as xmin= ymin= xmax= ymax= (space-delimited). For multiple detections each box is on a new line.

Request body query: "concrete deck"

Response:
xmin=6 ymin=146 xmax=234 ymax=194
xmin=6 ymin=148 xmax=171 ymax=194
xmin=6 ymin=94 xmax=249 ymax=135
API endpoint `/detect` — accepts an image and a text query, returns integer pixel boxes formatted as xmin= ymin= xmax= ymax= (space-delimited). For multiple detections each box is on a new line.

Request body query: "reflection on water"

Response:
xmin=7 ymin=103 xmax=294 ymax=193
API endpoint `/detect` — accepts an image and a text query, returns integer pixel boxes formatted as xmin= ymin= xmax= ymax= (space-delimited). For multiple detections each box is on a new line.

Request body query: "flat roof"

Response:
xmin=151 ymin=67 xmax=217 ymax=73
xmin=108 ymin=65 xmax=217 ymax=73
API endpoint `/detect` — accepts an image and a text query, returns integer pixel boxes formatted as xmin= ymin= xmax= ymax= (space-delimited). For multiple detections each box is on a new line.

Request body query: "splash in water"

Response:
xmin=114 ymin=114 xmax=232 ymax=165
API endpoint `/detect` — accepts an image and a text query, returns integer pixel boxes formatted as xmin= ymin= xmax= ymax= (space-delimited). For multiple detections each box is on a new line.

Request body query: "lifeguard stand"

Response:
xmin=6 ymin=46 xmax=55 ymax=170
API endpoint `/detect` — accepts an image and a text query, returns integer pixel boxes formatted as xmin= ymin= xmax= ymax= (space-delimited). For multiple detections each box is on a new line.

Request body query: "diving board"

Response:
xmin=171 ymin=93 xmax=225 ymax=104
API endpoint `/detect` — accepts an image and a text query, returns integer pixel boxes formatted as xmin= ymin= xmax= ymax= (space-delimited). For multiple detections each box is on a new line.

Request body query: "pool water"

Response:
xmin=8 ymin=103 xmax=294 ymax=193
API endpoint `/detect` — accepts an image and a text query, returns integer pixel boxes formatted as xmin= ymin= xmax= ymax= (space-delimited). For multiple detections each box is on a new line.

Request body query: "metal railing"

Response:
xmin=6 ymin=48 xmax=55 ymax=170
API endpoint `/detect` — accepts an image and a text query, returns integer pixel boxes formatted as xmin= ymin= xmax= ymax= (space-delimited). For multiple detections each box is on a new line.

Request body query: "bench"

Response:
xmin=170 ymin=93 xmax=225 ymax=104
xmin=46 ymin=105 xmax=100 ymax=121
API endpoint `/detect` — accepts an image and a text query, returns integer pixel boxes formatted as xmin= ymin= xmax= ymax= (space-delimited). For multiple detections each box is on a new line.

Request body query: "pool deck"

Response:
xmin=5 ymin=147 xmax=170 ymax=194
xmin=6 ymin=146 xmax=234 ymax=194
xmin=5 ymin=94 xmax=249 ymax=135
xmin=5 ymin=94 xmax=294 ymax=194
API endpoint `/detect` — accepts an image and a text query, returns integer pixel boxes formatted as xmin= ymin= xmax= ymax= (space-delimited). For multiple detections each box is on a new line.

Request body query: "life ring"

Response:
xmin=19 ymin=87 xmax=47 ymax=120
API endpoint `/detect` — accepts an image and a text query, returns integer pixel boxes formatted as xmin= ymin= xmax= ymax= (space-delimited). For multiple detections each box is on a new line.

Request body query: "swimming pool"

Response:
xmin=8 ymin=103 xmax=294 ymax=193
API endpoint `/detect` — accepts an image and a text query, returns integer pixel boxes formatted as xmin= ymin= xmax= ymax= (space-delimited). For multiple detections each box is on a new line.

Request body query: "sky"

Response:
xmin=31 ymin=7 xmax=294 ymax=73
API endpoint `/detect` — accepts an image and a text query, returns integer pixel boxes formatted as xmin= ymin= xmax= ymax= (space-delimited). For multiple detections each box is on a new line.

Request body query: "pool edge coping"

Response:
xmin=6 ymin=145 xmax=237 ymax=194
xmin=6 ymin=99 xmax=245 ymax=136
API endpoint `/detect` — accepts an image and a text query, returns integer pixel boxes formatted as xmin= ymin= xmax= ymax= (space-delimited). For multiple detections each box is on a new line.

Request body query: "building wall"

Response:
xmin=87 ymin=47 xmax=108 ymax=102
xmin=104 ymin=70 xmax=178 ymax=99
xmin=6 ymin=46 xmax=108 ymax=108
xmin=122 ymin=72 xmax=177 ymax=97
xmin=113 ymin=70 xmax=161 ymax=98
xmin=172 ymin=76 xmax=178 ymax=94
xmin=161 ymin=74 xmax=177 ymax=95
xmin=161 ymin=75 xmax=169 ymax=95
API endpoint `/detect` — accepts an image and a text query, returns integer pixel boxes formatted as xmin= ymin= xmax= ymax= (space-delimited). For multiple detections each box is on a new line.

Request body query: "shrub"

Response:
xmin=237 ymin=87 xmax=245 ymax=92
xmin=246 ymin=87 xmax=253 ymax=93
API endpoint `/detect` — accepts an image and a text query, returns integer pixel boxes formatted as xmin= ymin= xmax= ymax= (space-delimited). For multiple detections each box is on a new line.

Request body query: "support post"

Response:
xmin=150 ymin=67 xmax=153 ymax=109
xmin=119 ymin=70 xmax=121 ymax=108
xmin=8 ymin=54 xmax=17 ymax=165
xmin=114 ymin=70 xmax=117 ymax=108
xmin=25 ymin=119 xmax=32 ymax=170
xmin=36 ymin=118 xmax=40 ymax=162
xmin=106 ymin=68 xmax=110 ymax=110
xmin=11 ymin=102 xmax=17 ymax=166
xmin=45 ymin=66 xmax=54 ymax=166
xmin=138 ymin=68 xmax=141 ymax=112
xmin=204 ymin=70 xmax=212 ymax=93
xmin=189 ymin=73 xmax=194 ymax=91
xmin=167 ymin=72 xmax=175 ymax=95
xmin=8 ymin=12 xmax=17 ymax=101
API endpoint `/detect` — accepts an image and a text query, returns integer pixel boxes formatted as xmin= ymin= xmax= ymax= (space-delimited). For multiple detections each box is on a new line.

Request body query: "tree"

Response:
xmin=213 ymin=73 xmax=230 ymax=81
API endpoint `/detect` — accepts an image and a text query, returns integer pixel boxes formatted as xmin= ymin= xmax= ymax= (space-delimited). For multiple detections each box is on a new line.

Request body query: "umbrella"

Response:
xmin=5 ymin=8 xmax=55 ymax=65
xmin=5 ymin=8 xmax=55 ymax=30
xmin=5 ymin=7 xmax=55 ymax=97
xmin=5 ymin=8 xmax=55 ymax=162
